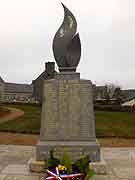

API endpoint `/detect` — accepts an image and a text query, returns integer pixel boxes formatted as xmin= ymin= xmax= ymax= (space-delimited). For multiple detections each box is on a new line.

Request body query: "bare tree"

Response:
xmin=104 ymin=83 xmax=123 ymax=104
xmin=103 ymin=84 xmax=115 ymax=103
xmin=113 ymin=86 xmax=125 ymax=104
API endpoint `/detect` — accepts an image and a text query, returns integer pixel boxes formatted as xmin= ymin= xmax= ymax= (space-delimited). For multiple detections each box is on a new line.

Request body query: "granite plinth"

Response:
xmin=89 ymin=156 xmax=107 ymax=175
xmin=36 ymin=72 xmax=100 ymax=162
xmin=29 ymin=158 xmax=45 ymax=173
xmin=55 ymin=72 xmax=80 ymax=80
xmin=36 ymin=140 xmax=100 ymax=162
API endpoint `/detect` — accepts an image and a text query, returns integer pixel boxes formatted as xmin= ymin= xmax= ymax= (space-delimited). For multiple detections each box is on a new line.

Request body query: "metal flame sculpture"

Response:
xmin=53 ymin=3 xmax=81 ymax=72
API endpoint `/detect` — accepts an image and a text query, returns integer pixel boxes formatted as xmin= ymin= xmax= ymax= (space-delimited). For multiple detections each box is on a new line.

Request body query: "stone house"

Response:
xmin=32 ymin=62 xmax=57 ymax=103
xmin=0 ymin=62 xmax=56 ymax=103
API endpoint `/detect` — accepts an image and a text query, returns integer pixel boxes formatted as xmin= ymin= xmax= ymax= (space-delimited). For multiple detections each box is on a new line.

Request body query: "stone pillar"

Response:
xmin=36 ymin=72 xmax=100 ymax=162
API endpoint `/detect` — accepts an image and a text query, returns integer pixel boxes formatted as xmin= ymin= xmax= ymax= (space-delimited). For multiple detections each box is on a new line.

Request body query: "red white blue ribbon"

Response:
xmin=46 ymin=167 xmax=84 ymax=180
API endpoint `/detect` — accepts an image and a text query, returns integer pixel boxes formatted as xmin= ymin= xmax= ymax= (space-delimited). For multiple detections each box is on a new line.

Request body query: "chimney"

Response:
xmin=45 ymin=62 xmax=55 ymax=77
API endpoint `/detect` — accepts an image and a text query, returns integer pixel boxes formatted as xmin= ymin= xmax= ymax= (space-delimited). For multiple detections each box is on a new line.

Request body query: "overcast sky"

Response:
xmin=0 ymin=0 xmax=135 ymax=89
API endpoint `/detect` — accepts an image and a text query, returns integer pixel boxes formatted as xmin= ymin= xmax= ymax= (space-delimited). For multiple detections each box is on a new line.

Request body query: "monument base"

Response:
xmin=36 ymin=139 xmax=100 ymax=162
xmin=29 ymin=153 xmax=107 ymax=175
xmin=36 ymin=72 xmax=101 ymax=163
xmin=29 ymin=158 xmax=107 ymax=175
xmin=28 ymin=158 xmax=45 ymax=173
xmin=89 ymin=156 xmax=107 ymax=175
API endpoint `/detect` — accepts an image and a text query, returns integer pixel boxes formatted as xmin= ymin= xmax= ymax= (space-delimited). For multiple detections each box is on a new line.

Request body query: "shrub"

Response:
xmin=3 ymin=102 xmax=41 ymax=106
xmin=94 ymin=104 xmax=132 ymax=112
xmin=72 ymin=154 xmax=90 ymax=175
xmin=46 ymin=150 xmax=60 ymax=169
xmin=84 ymin=169 xmax=95 ymax=180
xmin=46 ymin=150 xmax=94 ymax=179
xmin=60 ymin=150 xmax=72 ymax=173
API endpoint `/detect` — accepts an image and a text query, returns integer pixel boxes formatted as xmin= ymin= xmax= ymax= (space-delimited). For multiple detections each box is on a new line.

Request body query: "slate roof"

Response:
xmin=5 ymin=83 xmax=33 ymax=93
xmin=32 ymin=71 xmax=57 ymax=85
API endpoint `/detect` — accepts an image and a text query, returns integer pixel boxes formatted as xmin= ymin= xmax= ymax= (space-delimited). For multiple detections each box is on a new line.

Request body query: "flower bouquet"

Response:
xmin=45 ymin=150 xmax=94 ymax=180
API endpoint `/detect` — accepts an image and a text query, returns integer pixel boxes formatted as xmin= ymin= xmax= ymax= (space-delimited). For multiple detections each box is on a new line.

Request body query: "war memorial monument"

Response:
xmin=30 ymin=3 xmax=101 ymax=171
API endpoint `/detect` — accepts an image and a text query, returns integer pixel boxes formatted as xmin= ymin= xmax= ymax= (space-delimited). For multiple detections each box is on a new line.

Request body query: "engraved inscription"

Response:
xmin=58 ymin=81 xmax=69 ymax=137
xmin=40 ymin=79 xmax=95 ymax=140
xmin=80 ymin=84 xmax=91 ymax=137
xmin=69 ymin=83 xmax=80 ymax=137
xmin=44 ymin=82 xmax=58 ymax=137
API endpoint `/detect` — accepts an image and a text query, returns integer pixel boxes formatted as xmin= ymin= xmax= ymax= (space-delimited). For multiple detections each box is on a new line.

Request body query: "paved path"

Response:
xmin=94 ymin=148 xmax=135 ymax=180
xmin=0 ymin=145 xmax=135 ymax=180
xmin=0 ymin=108 xmax=24 ymax=123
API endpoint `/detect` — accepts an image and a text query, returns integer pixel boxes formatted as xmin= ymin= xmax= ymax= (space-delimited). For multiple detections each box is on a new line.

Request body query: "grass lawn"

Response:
xmin=95 ymin=111 xmax=135 ymax=138
xmin=0 ymin=104 xmax=135 ymax=138
xmin=0 ymin=104 xmax=41 ymax=134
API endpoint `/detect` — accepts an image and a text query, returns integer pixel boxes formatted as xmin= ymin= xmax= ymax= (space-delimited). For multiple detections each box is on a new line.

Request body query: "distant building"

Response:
xmin=0 ymin=77 xmax=4 ymax=102
xmin=122 ymin=89 xmax=135 ymax=101
xmin=32 ymin=62 xmax=57 ymax=102
xmin=0 ymin=76 xmax=33 ymax=102
xmin=4 ymin=83 xmax=33 ymax=102
xmin=0 ymin=62 xmax=56 ymax=103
